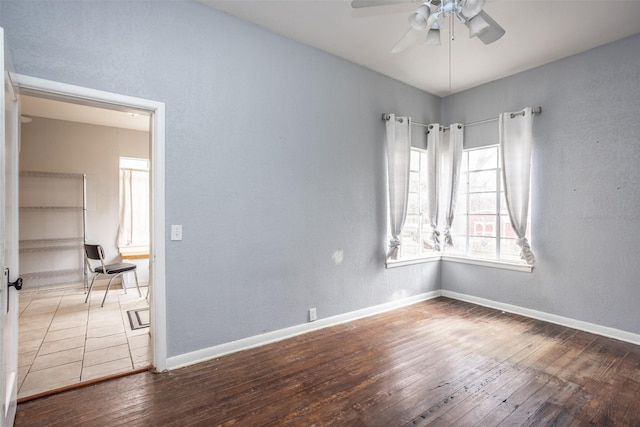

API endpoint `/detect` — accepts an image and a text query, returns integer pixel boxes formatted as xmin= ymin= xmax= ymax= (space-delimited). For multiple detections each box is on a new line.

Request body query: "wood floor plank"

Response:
xmin=14 ymin=297 xmax=640 ymax=426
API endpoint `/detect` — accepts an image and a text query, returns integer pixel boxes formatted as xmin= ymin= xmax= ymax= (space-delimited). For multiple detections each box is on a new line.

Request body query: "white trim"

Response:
xmin=166 ymin=286 xmax=640 ymax=371
xmin=13 ymin=74 xmax=168 ymax=371
xmin=166 ymin=290 xmax=442 ymax=370
xmin=386 ymin=254 xmax=531 ymax=272
xmin=441 ymin=255 xmax=533 ymax=272
xmin=385 ymin=255 xmax=440 ymax=268
xmin=442 ymin=290 xmax=640 ymax=346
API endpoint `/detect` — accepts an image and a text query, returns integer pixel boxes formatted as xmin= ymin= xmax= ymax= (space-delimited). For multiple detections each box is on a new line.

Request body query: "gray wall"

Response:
xmin=440 ymin=33 xmax=640 ymax=335
xmin=1 ymin=1 xmax=441 ymax=357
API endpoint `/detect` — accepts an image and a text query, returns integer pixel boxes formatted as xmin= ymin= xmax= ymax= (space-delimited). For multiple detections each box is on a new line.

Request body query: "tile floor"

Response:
xmin=17 ymin=282 xmax=151 ymax=399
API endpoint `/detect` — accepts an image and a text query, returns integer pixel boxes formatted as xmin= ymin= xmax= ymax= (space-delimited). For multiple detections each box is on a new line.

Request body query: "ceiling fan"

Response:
xmin=351 ymin=0 xmax=505 ymax=53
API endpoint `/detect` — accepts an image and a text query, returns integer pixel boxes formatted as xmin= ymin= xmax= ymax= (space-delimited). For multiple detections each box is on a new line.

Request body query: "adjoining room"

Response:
xmin=17 ymin=96 xmax=152 ymax=399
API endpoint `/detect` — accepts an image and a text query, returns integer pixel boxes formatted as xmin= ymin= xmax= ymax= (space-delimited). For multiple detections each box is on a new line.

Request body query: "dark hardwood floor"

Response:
xmin=15 ymin=297 xmax=640 ymax=426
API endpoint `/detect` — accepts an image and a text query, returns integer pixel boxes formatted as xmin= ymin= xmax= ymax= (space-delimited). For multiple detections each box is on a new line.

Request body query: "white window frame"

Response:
xmin=118 ymin=156 xmax=150 ymax=255
xmin=386 ymin=145 xmax=532 ymax=272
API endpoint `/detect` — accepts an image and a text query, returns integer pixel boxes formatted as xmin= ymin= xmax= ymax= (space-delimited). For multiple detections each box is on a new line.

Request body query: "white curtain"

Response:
xmin=426 ymin=124 xmax=442 ymax=251
xmin=441 ymin=124 xmax=464 ymax=247
xmin=118 ymin=169 xmax=150 ymax=248
xmin=426 ymin=123 xmax=463 ymax=251
xmin=500 ymin=107 xmax=536 ymax=265
xmin=119 ymin=169 xmax=133 ymax=246
xmin=385 ymin=114 xmax=412 ymax=260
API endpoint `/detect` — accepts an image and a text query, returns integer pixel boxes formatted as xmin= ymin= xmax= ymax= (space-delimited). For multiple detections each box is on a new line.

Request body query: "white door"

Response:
xmin=0 ymin=26 xmax=20 ymax=427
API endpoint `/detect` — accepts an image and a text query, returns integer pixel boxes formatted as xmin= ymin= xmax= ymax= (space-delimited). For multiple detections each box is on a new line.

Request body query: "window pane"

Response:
xmin=469 ymin=170 xmax=497 ymax=192
xmin=468 ymin=147 xmax=497 ymax=171
xmin=409 ymin=171 xmax=420 ymax=194
xmin=447 ymin=234 xmax=467 ymax=255
xmin=401 ymin=225 xmax=419 ymax=257
xmin=460 ymin=152 xmax=469 ymax=173
xmin=500 ymin=192 xmax=508 ymax=215
xmin=459 ymin=171 xmax=468 ymax=190
xmin=407 ymin=192 xmax=420 ymax=214
xmin=469 ymin=215 xmax=496 ymax=237
xmin=410 ymin=150 xmax=420 ymax=171
xmin=469 ymin=237 xmax=497 ymax=259
xmin=500 ymin=238 xmax=520 ymax=261
xmin=501 ymin=215 xmax=517 ymax=239
xmin=420 ymin=231 xmax=436 ymax=252
xmin=120 ymin=157 xmax=149 ymax=170
xmin=469 ymin=193 xmax=496 ymax=215
xmin=451 ymin=214 xmax=467 ymax=236
xmin=420 ymin=151 xmax=429 ymax=171
xmin=404 ymin=214 xmax=419 ymax=230
xmin=455 ymin=193 xmax=467 ymax=215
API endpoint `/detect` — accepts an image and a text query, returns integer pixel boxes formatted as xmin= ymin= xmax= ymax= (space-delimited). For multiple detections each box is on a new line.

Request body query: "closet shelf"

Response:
xmin=20 ymin=246 xmax=83 ymax=254
xmin=19 ymin=171 xmax=87 ymax=289
xmin=20 ymin=171 xmax=85 ymax=179
xmin=20 ymin=238 xmax=84 ymax=245
xmin=20 ymin=206 xmax=84 ymax=210
xmin=21 ymin=269 xmax=84 ymax=279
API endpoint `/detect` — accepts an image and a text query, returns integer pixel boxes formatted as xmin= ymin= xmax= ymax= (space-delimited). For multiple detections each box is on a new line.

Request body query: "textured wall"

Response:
xmin=441 ymin=33 xmax=640 ymax=335
xmin=1 ymin=1 xmax=441 ymax=356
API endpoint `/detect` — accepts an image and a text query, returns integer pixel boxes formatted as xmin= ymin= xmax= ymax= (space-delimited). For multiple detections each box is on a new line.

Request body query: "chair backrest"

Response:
xmin=84 ymin=244 xmax=105 ymax=261
xmin=84 ymin=244 xmax=108 ymax=272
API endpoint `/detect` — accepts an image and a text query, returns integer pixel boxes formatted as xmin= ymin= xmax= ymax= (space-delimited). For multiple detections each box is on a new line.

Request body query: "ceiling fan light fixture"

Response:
xmin=460 ymin=0 xmax=485 ymax=19
xmin=408 ymin=3 xmax=431 ymax=30
xmin=466 ymin=14 xmax=490 ymax=38
xmin=474 ymin=11 xmax=506 ymax=44
xmin=425 ymin=27 xmax=441 ymax=45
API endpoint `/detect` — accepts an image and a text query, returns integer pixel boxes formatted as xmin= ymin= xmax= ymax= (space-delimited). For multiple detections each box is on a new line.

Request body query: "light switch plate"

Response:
xmin=171 ymin=224 xmax=182 ymax=241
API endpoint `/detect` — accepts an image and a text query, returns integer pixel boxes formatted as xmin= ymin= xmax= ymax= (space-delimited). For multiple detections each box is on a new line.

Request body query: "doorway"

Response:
xmin=12 ymin=76 xmax=166 ymax=400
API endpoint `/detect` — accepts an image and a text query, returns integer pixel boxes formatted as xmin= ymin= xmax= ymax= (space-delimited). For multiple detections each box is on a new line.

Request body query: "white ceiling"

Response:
xmin=203 ymin=0 xmax=640 ymax=96
xmin=20 ymin=95 xmax=150 ymax=132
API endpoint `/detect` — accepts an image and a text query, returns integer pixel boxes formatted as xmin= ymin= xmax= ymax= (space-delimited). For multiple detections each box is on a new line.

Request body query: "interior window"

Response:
xmin=118 ymin=157 xmax=150 ymax=253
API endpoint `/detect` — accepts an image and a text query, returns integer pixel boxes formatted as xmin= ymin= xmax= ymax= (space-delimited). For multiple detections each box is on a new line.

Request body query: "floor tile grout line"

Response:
xmin=18 ymin=284 xmax=150 ymax=399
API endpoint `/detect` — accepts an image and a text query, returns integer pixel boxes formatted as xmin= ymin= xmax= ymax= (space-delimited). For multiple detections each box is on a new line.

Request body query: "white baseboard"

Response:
xmin=166 ymin=290 xmax=442 ymax=370
xmin=166 ymin=289 xmax=640 ymax=371
xmin=441 ymin=290 xmax=640 ymax=346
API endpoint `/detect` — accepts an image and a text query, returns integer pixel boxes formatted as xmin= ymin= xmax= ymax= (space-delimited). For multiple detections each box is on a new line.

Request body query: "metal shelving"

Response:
xmin=19 ymin=171 xmax=87 ymax=289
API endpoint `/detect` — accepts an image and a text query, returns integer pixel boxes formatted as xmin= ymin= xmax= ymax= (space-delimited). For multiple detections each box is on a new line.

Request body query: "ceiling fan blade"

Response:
xmin=474 ymin=10 xmax=505 ymax=44
xmin=351 ymin=0 xmax=416 ymax=8
xmin=391 ymin=27 xmax=423 ymax=53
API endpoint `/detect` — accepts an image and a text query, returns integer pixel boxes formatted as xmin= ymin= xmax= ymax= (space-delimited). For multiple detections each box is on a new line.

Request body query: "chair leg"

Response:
xmin=101 ymin=274 xmax=120 ymax=307
xmin=146 ymin=283 xmax=150 ymax=301
xmin=133 ymin=269 xmax=142 ymax=297
xmin=85 ymin=275 xmax=98 ymax=303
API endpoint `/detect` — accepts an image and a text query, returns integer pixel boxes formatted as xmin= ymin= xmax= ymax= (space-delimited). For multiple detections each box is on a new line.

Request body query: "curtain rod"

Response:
xmin=382 ymin=107 xmax=542 ymax=130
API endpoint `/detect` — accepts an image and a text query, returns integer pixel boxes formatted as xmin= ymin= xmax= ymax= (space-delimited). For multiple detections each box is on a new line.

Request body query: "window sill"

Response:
xmin=441 ymin=255 xmax=533 ymax=272
xmin=119 ymin=245 xmax=150 ymax=259
xmin=386 ymin=254 xmax=533 ymax=273
xmin=385 ymin=255 xmax=441 ymax=269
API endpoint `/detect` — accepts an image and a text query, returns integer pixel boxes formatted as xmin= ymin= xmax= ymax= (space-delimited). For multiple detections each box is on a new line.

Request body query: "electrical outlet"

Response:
xmin=309 ymin=307 xmax=317 ymax=322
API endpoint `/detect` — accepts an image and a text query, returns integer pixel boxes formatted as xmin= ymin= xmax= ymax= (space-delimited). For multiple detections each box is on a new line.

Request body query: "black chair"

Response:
xmin=84 ymin=244 xmax=141 ymax=307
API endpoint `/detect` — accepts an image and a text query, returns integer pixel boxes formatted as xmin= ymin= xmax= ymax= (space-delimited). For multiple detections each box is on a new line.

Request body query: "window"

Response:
xmin=448 ymin=145 xmax=530 ymax=262
xmin=118 ymin=157 xmax=150 ymax=253
xmin=396 ymin=148 xmax=434 ymax=259
xmin=391 ymin=145 xmax=531 ymax=266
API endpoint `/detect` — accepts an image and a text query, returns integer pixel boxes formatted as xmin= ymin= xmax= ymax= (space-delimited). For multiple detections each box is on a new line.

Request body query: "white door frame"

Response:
xmin=14 ymin=74 xmax=168 ymax=371
xmin=2 ymin=26 xmax=20 ymax=426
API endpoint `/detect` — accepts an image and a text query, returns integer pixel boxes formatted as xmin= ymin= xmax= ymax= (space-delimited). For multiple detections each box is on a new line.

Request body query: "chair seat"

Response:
xmin=94 ymin=262 xmax=137 ymax=275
